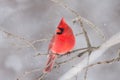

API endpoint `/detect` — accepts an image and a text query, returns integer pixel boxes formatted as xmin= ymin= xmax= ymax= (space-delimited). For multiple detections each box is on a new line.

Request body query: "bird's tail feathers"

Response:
xmin=43 ymin=54 xmax=57 ymax=73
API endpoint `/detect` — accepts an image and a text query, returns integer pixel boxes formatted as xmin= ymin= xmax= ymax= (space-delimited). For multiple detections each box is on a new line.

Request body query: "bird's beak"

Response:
xmin=56 ymin=28 xmax=61 ymax=33
xmin=56 ymin=27 xmax=64 ymax=34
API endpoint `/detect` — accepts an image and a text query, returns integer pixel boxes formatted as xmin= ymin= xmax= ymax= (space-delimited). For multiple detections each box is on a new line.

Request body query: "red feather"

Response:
xmin=43 ymin=18 xmax=75 ymax=73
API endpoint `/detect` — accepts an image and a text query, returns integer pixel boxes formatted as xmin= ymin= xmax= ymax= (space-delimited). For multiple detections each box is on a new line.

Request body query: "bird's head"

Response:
xmin=56 ymin=17 xmax=70 ymax=35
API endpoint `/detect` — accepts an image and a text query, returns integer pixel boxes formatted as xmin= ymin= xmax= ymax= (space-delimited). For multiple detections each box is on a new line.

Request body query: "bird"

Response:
xmin=43 ymin=17 xmax=75 ymax=73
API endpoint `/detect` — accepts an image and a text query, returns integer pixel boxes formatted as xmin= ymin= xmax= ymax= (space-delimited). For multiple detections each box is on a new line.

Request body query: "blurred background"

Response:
xmin=0 ymin=0 xmax=120 ymax=80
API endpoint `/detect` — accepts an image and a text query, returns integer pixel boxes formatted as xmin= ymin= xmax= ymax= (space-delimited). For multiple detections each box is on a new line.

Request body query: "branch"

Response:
xmin=0 ymin=28 xmax=37 ymax=53
xmin=59 ymin=32 xmax=120 ymax=80
xmin=56 ymin=47 xmax=99 ymax=65
xmin=84 ymin=48 xmax=120 ymax=69
xmin=51 ymin=0 xmax=105 ymax=40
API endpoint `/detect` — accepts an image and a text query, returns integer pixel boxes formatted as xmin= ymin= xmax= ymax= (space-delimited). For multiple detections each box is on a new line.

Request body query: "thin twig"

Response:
xmin=24 ymin=68 xmax=42 ymax=75
xmin=75 ymin=32 xmax=84 ymax=36
xmin=38 ymin=73 xmax=47 ymax=80
xmin=16 ymin=68 xmax=42 ymax=80
xmin=50 ymin=1 xmax=99 ymax=80
xmin=0 ymin=29 xmax=37 ymax=53
xmin=34 ymin=53 xmax=48 ymax=57
xmin=51 ymin=0 xmax=105 ymax=40
xmin=73 ymin=17 xmax=105 ymax=40
xmin=57 ymin=52 xmax=87 ymax=66
xmin=49 ymin=1 xmax=103 ymax=80
xmin=59 ymin=32 xmax=120 ymax=80
xmin=79 ymin=22 xmax=91 ymax=80
xmin=17 ymin=47 xmax=99 ymax=80
xmin=77 ymin=10 xmax=92 ymax=80
xmin=31 ymin=38 xmax=50 ymax=44
xmin=31 ymin=31 xmax=83 ymax=45
xmin=55 ymin=47 xmax=99 ymax=67
xmin=85 ymin=57 xmax=120 ymax=69
xmin=84 ymin=49 xmax=120 ymax=69
xmin=58 ymin=46 xmax=99 ymax=58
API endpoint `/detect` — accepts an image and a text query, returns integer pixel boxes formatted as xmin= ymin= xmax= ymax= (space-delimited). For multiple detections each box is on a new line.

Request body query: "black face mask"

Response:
xmin=56 ymin=27 xmax=64 ymax=35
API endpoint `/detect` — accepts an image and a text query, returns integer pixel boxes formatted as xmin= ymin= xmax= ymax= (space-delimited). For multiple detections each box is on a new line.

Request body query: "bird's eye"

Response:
xmin=56 ymin=27 xmax=64 ymax=35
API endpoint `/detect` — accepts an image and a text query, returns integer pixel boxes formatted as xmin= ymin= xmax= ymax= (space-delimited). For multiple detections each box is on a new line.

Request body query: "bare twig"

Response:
xmin=85 ymin=56 xmax=120 ymax=69
xmin=24 ymin=68 xmax=42 ymax=75
xmin=59 ymin=32 xmax=120 ymax=80
xmin=17 ymin=47 xmax=98 ymax=80
xmin=57 ymin=52 xmax=85 ymax=65
xmin=17 ymin=48 xmax=120 ymax=80
xmin=34 ymin=46 xmax=99 ymax=58
xmin=50 ymin=1 xmax=101 ymax=79
xmin=16 ymin=68 xmax=42 ymax=80
xmin=55 ymin=47 xmax=99 ymax=68
xmin=73 ymin=17 xmax=105 ymax=40
xmin=31 ymin=38 xmax=50 ymax=45
xmin=34 ymin=53 xmax=48 ymax=57
xmin=31 ymin=31 xmax=83 ymax=46
xmin=78 ymin=19 xmax=92 ymax=79
xmin=38 ymin=73 xmax=47 ymax=80
xmin=84 ymin=49 xmax=120 ymax=69
xmin=75 ymin=32 xmax=84 ymax=36
xmin=51 ymin=0 xmax=105 ymax=40
xmin=0 ymin=28 xmax=37 ymax=53
xmin=3 ymin=1 xmax=105 ymax=80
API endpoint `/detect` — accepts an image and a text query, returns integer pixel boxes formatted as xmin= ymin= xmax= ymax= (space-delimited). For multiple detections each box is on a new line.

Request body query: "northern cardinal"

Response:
xmin=43 ymin=18 xmax=75 ymax=73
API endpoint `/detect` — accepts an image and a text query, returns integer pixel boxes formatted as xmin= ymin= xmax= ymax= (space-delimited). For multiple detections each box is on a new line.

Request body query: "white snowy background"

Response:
xmin=0 ymin=0 xmax=120 ymax=80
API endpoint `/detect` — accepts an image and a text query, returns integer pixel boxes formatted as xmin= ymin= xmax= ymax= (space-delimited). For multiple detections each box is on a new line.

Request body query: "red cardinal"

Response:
xmin=43 ymin=18 xmax=75 ymax=73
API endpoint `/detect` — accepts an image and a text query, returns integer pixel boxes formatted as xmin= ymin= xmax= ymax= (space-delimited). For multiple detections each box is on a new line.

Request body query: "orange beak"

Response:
xmin=56 ymin=28 xmax=61 ymax=33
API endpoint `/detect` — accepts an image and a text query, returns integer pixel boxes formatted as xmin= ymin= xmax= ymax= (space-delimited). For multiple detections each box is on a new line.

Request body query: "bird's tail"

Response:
xmin=43 ymin=54 xmax=57 ymax=73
